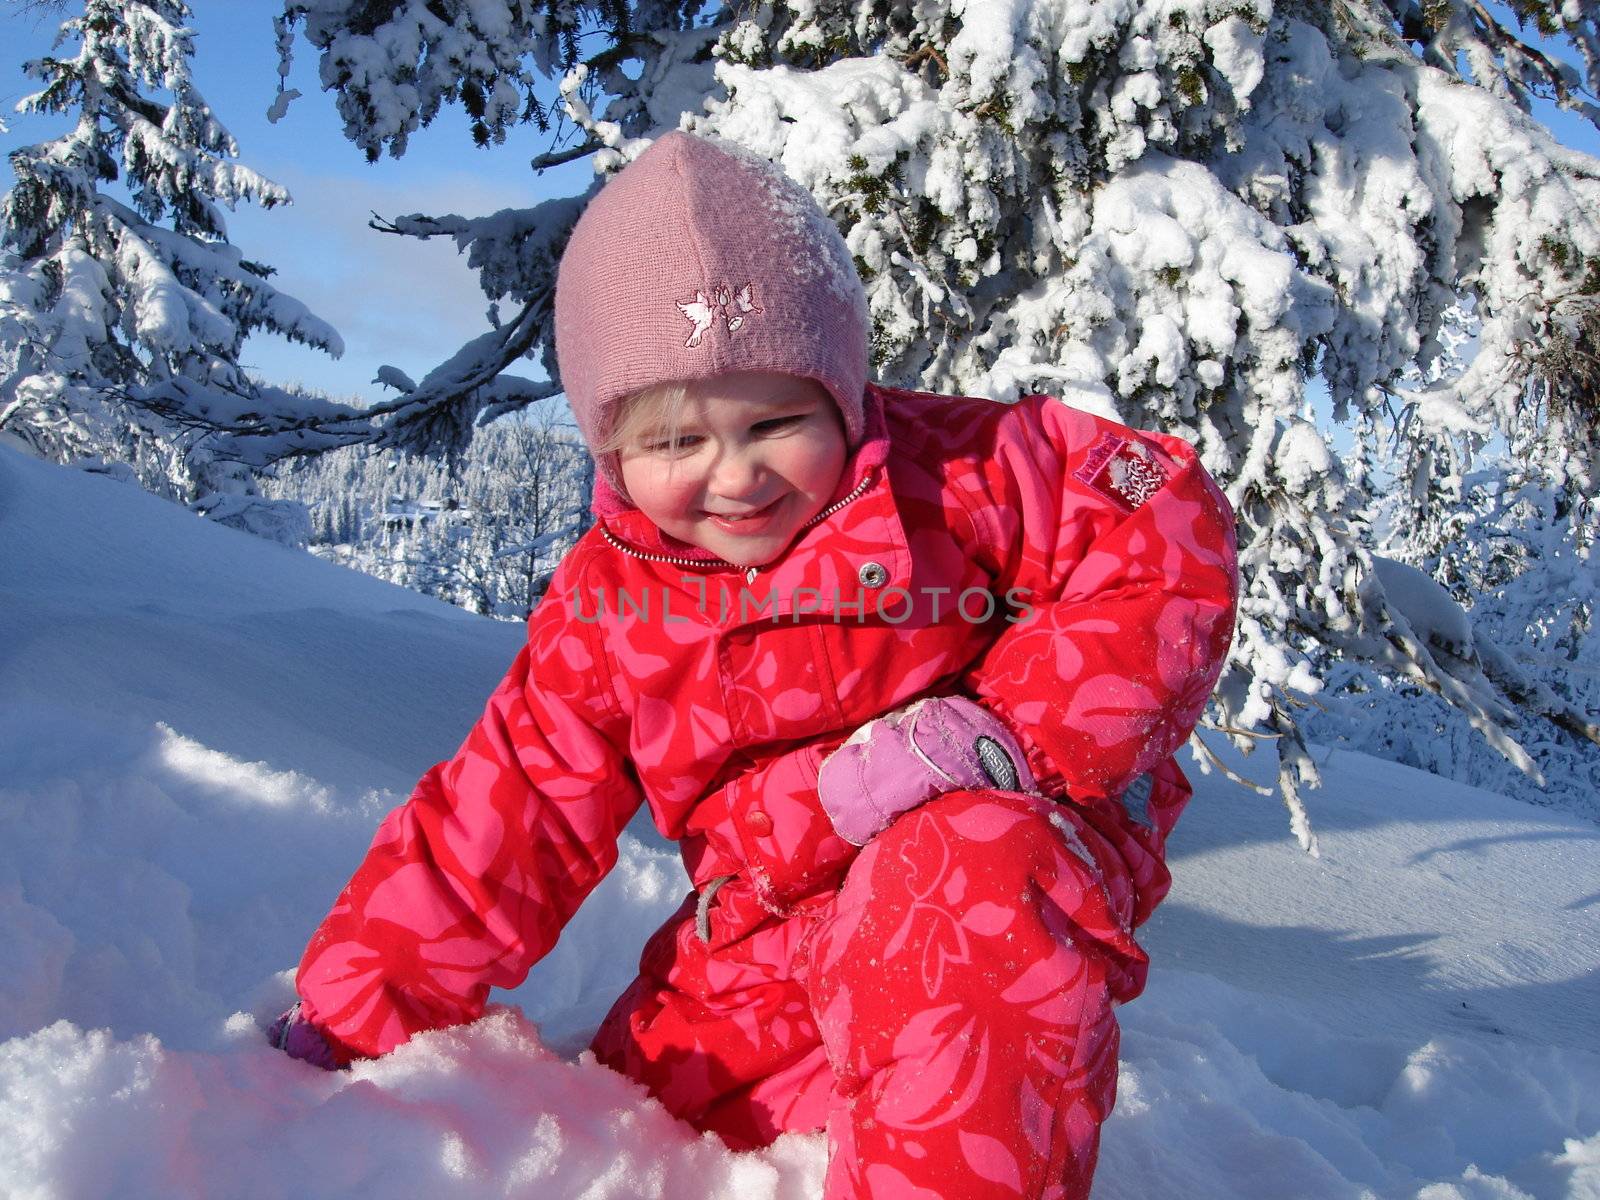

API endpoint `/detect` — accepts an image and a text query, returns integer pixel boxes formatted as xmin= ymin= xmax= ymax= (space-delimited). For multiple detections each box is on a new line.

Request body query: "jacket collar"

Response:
xmin=592 ymin=385 xmax=898 ymax=574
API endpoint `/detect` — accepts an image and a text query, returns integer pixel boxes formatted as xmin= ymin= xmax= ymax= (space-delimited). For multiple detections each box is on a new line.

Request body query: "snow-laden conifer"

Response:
xmin=0 ymin=0 xmax=351 ymax=540
xmin=1305 ymin=393 xmax=1600 ymax=818
xmin=274 ymin=1 xmax=1600 ymax=836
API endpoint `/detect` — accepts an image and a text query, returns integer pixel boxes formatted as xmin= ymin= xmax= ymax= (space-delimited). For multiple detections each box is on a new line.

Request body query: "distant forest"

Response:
xmin=264 ymin=403 xmax=589 ymax=621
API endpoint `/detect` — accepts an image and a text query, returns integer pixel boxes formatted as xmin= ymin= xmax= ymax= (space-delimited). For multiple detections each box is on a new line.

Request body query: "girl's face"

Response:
xmin=617 ymin=371 xmax=848 ymax=567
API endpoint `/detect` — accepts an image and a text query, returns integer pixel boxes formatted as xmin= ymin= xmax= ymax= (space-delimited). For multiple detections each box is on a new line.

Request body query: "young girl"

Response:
xmin=270 ymin=131 xmax=1239 ymax=1200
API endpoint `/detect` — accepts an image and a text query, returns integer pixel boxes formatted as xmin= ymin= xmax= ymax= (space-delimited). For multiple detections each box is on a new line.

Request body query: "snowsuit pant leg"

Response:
xmin=591 ymin=876 xmax=839 ymax=1149
xmin=803 ymin=789 xmax=1145 ymax=1200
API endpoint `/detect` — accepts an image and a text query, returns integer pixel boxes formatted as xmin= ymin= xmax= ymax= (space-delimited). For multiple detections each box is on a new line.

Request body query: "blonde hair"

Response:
xmin=594 ymin=380 xmax=695 ymax=457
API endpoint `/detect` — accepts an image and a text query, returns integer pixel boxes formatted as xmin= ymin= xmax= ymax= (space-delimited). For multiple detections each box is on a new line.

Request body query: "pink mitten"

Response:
xmin=817 ymin=696 xmax=1035 ymax=845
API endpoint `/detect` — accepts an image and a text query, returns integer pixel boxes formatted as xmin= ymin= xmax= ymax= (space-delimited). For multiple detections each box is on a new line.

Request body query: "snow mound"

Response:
xmin=1 ymin=1012 xmax=827 ymax=1200
xmin=0 ymin=443 xmax=524 ymax=793
xmin=2 ymin=448 xmax=1597 ymax=1198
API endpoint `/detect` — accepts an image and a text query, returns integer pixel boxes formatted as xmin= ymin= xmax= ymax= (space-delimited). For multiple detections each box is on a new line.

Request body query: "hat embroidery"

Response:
xmin=676 ymin=283 xmax=763 ymax=348
xmin=1074 ymin=432 xmax=1169 ymax=512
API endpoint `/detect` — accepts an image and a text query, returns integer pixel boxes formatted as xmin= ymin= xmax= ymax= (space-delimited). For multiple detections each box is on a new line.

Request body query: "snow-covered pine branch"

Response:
xmin=273 ymin=0 xmax=569 ymax=160
xmin=1308 ymin=420 xmax=1600 ymax=817
xmin=271 ymin=1 xmax=1600 ymax=836
xmin=1372 ymin=0 xmax=1600 ymax=127
xmin=349 ymin=197 xmax=585 ymax=456
xmin=0 ymin=0 xmax=347 ymax=541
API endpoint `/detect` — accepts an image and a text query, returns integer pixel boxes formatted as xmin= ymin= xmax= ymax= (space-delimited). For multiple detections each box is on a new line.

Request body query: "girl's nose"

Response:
xmin=709 ymin=445 xmax=764 ymax=497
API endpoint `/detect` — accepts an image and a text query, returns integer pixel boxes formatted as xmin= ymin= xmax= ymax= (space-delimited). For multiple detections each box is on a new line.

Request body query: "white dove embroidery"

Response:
xmin=676 ymin=292 xmax=716 ymax=348
xmin=723 ymin=283 xmax=764 ymax=332
xmin=677 ymin=282 xmax=763 ymax=347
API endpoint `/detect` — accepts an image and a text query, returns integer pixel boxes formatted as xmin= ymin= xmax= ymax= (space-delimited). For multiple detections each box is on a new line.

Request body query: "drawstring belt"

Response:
xmin=695 ymin=874 xmax=736 ymax=943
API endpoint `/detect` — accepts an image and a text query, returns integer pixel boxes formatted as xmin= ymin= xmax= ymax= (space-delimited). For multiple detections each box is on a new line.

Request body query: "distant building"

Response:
xmin=379 ymin=497 xmax=474 ymax=530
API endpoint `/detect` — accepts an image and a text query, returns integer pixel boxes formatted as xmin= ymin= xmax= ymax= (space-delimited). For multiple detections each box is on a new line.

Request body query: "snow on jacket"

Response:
xmin=294 ymin=384 xmax=1240 ymax=1064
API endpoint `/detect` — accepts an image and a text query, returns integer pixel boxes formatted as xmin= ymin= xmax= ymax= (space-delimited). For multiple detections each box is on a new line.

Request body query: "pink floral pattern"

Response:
xmin=805 ymin=790 xmax=1133 ymax=1199
xmin=294 ymin=384 xmax=1238 ymax=1195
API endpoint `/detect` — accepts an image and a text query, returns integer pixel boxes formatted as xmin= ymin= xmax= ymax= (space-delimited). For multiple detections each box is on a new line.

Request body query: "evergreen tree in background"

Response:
xmin=1311 ymin=398 xmax=1600 ymax=817
xmin=0 ymin=0 xmax=350 ymax=541
xmin=262 ymin=0 xmax=1599 ymax=839
xmin=3 ymin=2 xmax=1596 ymax=832
xmin=264 ymin=402 xmax=588 ymax=619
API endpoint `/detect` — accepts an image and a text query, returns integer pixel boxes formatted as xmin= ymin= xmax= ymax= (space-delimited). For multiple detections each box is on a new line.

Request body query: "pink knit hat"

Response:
xmin=554 ymin=131 xmax=870 ymax=496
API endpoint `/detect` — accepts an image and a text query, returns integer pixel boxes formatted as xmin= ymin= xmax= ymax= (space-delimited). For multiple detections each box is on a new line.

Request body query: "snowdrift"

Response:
xmin=2 ymin=445 xmax=1597 ymax=1199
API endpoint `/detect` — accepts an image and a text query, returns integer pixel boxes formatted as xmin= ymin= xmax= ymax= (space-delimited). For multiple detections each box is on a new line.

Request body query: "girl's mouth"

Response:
xmin=705 ymin=496 xmax=783 ymax=533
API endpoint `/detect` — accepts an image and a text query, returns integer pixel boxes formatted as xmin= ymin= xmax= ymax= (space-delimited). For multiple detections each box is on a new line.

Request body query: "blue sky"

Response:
xmin=3 ymin=3 xmax=1599 ymax=412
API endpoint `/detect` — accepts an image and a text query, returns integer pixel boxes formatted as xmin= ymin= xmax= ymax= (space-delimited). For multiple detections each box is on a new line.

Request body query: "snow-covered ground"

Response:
xmin=2 ymin=443 xmax=1597 ymax=1200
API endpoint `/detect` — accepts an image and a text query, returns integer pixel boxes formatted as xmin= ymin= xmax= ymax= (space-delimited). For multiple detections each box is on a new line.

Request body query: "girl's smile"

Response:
xmin=705 ymin=495 xmax=783 ymax=531
xmin=617 ymin=371 xmax=848 ymax=567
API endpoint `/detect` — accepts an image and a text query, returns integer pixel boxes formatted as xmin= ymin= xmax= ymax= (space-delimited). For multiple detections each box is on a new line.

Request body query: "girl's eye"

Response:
xmin=753 ymin=415 xmax=804 ymax=435
xmin=641 ymin=433 xmax=703 ymax=455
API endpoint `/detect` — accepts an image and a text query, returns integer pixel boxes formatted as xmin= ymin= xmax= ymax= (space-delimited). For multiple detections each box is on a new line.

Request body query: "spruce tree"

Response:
xmin=276 ymin=2 xmax=1600 ymax=830
xmin=0 ymin=0 xmax=348 ymax=540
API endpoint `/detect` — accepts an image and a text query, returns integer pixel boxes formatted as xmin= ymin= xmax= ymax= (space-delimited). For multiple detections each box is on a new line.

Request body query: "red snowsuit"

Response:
xmin=294 ymin=385 xmax=1239 ymax=1199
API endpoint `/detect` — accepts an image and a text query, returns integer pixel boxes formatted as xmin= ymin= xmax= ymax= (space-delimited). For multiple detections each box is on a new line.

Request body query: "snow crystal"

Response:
xmin=1123 ymin=313 xmax=1188 ymax=389
xmin=1203 ymin=17 xmax=1265 ymax=107
xmin=1273 ymin=420 xmax=1334 ymax=495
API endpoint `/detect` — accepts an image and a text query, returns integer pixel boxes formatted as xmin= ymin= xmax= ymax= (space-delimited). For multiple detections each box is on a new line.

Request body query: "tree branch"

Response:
xmin=531 ymin=138 xmax=602 ymax=173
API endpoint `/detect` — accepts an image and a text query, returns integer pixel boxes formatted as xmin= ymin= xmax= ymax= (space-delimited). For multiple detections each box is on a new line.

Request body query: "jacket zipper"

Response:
xmin=600 ymin=468 xmax=877 ymax=583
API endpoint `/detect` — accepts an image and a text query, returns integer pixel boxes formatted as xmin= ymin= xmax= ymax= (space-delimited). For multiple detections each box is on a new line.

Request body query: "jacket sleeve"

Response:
xmin=293 ymin=567 xmax=643 ymax=1064
xmin=961 ymin=394 xmax=1239 ymax=813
